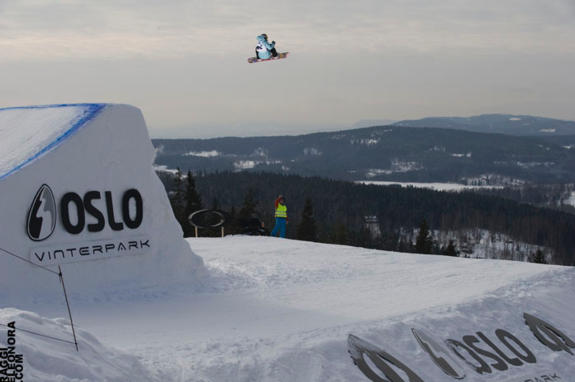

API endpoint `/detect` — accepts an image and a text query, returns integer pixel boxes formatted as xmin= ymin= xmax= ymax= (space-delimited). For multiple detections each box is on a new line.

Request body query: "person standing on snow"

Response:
xmin=255 ymin=34 xmax=278 ymax=59
xmin=270 ymin=195 xmax=287 ymax=238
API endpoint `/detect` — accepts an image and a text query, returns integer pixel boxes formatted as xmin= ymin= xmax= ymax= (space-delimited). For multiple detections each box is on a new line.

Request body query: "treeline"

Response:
xmin=158 ymin=170 xmax=575 ymax=266
xmin=476 ymin=184 xmax=575 ymax=215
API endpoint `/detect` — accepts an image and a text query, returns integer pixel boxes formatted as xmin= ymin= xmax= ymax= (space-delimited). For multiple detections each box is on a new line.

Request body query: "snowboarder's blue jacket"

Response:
xmin=256 ymin=35 xmax=275 ymax=59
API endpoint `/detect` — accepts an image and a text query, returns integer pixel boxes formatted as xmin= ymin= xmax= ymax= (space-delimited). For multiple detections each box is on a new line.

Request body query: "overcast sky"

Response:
xmin=1 ymin=0 xmax=574 ymax=137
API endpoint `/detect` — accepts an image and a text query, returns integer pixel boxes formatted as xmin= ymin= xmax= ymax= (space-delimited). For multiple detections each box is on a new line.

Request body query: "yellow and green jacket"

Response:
xmin=274 ymin=198 xmax=287 ymax=219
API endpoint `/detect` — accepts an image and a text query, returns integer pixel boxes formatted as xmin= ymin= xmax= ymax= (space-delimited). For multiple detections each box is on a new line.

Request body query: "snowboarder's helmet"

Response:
xmin=262 ymin=34 xmax=268 ymax=39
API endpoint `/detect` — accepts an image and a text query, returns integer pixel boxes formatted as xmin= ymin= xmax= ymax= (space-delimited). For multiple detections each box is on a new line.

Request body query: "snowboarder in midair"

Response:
xmin=255 ymin=34 xmax=278 ymax=59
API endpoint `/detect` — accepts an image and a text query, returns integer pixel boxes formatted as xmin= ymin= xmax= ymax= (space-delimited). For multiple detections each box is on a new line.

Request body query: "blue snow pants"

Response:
xmin=270 ymin=217 xmax=287 ymax=238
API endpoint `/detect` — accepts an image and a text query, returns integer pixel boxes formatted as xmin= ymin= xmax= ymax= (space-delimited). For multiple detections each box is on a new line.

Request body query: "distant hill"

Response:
xmin=393 ymin=114 xmax=575 ymax=136
xmin=153 ymin=125 xmax=575 ymax=185
xmin=353 ymin=119 xmax=396 ymax=128
xmin=158 ymin=170 xmax=575 ymax=265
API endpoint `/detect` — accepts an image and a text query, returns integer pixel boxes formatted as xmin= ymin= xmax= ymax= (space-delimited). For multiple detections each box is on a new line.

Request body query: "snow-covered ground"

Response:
xmin=4 ymin=236 xmax=573 ymax=381
xmin=0 ymin=309 xmax=154 ymax=382
xmin=359 ymin=180 xmax=502 ymax=191
xmin=564 ymin=191 xmax=575 ymax=208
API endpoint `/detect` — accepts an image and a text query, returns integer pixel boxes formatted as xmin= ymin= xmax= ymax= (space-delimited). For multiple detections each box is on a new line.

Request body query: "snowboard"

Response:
xmin=248 ymin=52 xmax=289 ymax=64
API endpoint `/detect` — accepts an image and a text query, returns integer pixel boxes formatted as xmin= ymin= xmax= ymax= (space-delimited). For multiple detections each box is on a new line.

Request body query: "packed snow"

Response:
xmin=0 ymin=309 xmax=154 ymax=382
xmin=0 ymin=104 xmax=103 ymax=179
xmin=3 ymin=236 xmax=572 ymax=381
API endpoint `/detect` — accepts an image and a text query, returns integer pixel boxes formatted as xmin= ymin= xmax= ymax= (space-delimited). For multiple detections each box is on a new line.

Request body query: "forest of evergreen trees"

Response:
xmin=158 ymin=170 xmax=575 ymax=266
xmin=476 ymin=183 xmax=575 ymax=214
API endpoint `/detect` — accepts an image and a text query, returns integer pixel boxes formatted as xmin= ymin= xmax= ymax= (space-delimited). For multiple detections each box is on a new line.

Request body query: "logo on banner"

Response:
xmin=26 ymin=184 xmax=148 ymax=265
xmin=26 ymin=184 xmax=57 ymax=241
xmin=348 ymin=313 xmax=573 ymax=381
xmin=411 ymin=328 xmax=466 ymax=379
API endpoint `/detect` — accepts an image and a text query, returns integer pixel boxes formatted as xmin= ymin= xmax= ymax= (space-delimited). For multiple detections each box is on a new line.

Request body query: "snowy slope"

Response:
xmin=0 ymin=308 xmax=154 ymax=382
xmin=5 ymin=236 xmax=571 ymax=382
xmin=0 ymin=104 xmax=104 ymax=180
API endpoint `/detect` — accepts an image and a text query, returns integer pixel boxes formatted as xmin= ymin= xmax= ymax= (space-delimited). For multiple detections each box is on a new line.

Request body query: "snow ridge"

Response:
xmin=0 ymin=104 xmax=105 ymax=180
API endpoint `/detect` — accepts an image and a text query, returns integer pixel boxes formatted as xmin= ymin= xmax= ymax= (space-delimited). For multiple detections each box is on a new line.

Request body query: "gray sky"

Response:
xmin=1 ymin=0 xmax=574 ymax=138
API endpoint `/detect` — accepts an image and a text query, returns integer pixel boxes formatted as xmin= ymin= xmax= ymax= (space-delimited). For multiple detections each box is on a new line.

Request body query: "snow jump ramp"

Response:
xmin=0 ymin=104 xmax=205 ymax=306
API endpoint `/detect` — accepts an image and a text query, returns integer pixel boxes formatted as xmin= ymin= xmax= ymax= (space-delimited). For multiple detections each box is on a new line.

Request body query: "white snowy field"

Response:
xmin=4 ymin=236 xmax=573 ymax=382
xmin=358 ymin=180 xmax=503 ymax=191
